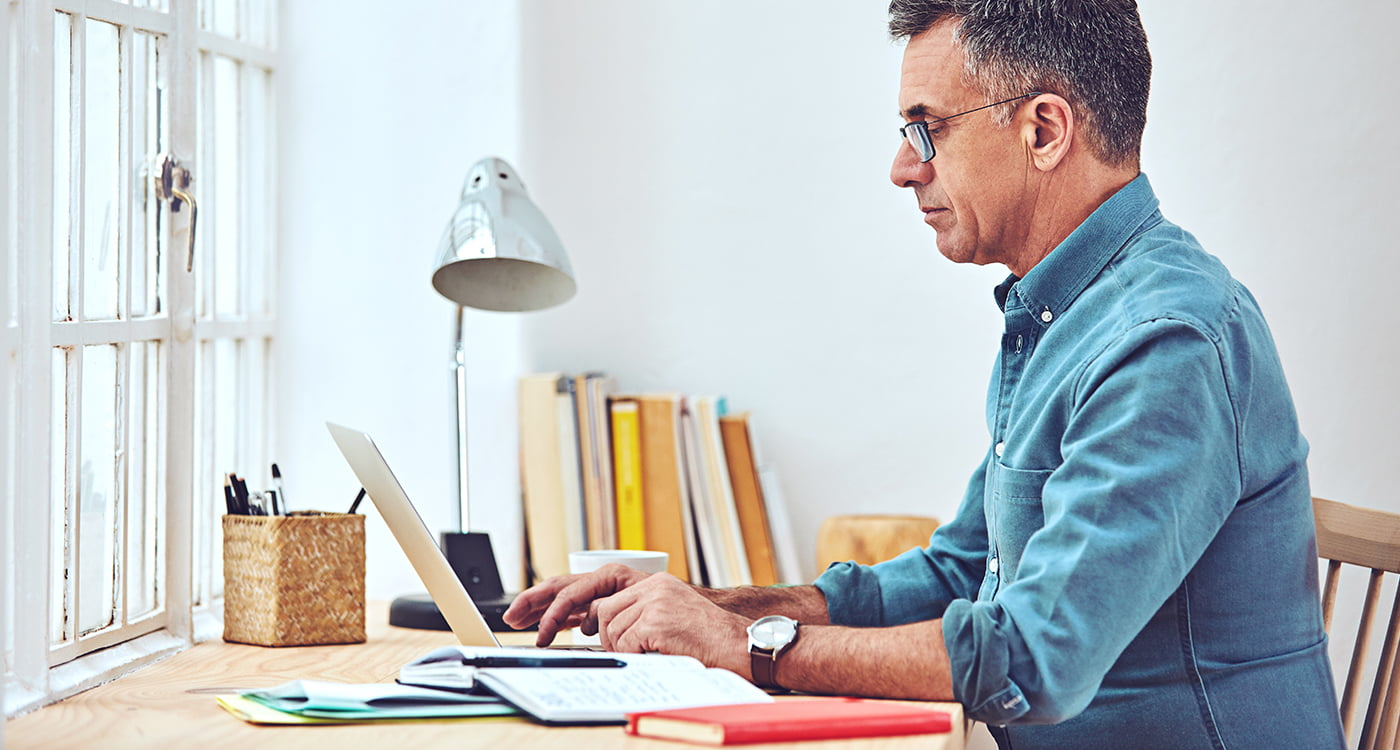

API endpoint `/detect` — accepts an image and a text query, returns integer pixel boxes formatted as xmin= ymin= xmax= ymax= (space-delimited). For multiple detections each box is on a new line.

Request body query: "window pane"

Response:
xmin=78 ymin=344 xmax=119 ymax=635
xmin=82 ymin=20 xmax=121 ymax=322
xmin=193 ymin=338 xmax=236 ymax=606
xmin=247 ymin=0 xmax=272 ymax=48
xmin=212 ymin=56 xmax=240 ymax=317
xmin=50 ymin=349 xmax=71 ymax=643
xmin=3 ymin=347 xmax=15 ymax=669
xmin=131 ymin=32 xmax=167 ymax=319
xmin=246 ymin=337 xmax=267 ymax=478
xmin=52 ymin=13 xmax=72 ymax=322
xmin=200 ymin=0 xmax=238 ymax=39
xmin=213 ymin=338 xmax=238 ymax=476
xmin=246 ymin=67 xmax=270 ymax=315
xmin=192 ymin=341 xmax=212 ymax=606
xmin=6 ymin=3 xmax=18 ymax=326
xmin=126 ymin=341 xmax=164 ymax=620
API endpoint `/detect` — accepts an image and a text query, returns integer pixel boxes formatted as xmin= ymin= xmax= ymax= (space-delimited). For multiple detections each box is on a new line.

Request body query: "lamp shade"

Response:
xmin=431 ymin=157 xmax=576 ymax=311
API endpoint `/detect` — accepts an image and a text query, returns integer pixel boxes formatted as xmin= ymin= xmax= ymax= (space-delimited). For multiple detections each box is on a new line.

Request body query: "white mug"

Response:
xmin=566 ymin=549 xmax=669 ymax=645
xmin=568 ymin=549 xmax=669 ymax=576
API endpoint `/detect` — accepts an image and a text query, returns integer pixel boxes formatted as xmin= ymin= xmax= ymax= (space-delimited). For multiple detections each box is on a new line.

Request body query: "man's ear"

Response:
xmin=1022 ymin=94 xmax=1074 ymax=172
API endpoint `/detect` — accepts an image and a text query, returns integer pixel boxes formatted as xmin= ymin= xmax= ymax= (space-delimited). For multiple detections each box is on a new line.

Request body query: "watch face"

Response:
xmin=750 ymin=616 xmax=797 ymax=649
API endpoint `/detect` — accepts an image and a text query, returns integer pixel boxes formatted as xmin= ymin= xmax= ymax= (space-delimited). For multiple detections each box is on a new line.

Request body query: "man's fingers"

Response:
xmin=598 ymin=597 xmax=645 ymax=652
xmin=503 ymin=574 xmax=579 ymax=628
xmin=511 ymin=566 xmax=653 ymax=645
xmin=534 ymin=571 xmax=629 ymax=645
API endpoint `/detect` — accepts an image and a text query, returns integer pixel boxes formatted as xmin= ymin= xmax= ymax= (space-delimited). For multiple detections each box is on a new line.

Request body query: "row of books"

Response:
xmin=518 ymin=373 xmax=802 ymax=588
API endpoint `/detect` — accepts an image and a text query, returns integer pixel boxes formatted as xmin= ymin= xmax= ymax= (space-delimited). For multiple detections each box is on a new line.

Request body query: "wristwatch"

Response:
xmin=747 ymin=615 xmax=799 ymax=690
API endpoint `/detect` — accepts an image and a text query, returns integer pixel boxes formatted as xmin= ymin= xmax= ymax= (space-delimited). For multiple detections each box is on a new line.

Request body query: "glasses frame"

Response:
xmin=900 ymin=92 xmax=1043 ymax=163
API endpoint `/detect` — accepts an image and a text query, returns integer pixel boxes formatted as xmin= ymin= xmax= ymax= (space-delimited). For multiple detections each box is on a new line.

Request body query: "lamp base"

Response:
xmin=385 ymin=530 xmax=535 ymax=633
xmin=388 ymin=592 xmax=526 ymax=633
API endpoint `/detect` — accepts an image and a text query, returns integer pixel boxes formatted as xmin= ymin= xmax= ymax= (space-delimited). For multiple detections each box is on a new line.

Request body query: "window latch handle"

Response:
xmin=154 ymin=154 xmax=198 ymax=272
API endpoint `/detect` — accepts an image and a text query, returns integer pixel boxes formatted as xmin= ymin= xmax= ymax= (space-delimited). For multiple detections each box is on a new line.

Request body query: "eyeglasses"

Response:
xmin=899 ymin=92 xmax=1042 ymax=163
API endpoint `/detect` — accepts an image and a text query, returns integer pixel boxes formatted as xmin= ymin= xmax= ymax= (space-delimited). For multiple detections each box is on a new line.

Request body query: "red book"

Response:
xmin=625 ymin=698 xmax=952 ymax=746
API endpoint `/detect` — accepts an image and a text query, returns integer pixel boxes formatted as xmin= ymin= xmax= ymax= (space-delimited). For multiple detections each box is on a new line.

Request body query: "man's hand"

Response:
xmin=502 ymin=564 xmax=751 ymax=674
xmin=504 ymin=563 xmax=651 ymax=645
xmin=590 ymin=572 xmax=752 ymax=675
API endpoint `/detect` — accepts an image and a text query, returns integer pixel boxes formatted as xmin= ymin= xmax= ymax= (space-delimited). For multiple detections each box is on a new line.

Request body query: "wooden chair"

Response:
xmin=815 ymin=514 xmax=940 ymax=571
xmin=1316 ymin=496 xmax=1400 ymax=749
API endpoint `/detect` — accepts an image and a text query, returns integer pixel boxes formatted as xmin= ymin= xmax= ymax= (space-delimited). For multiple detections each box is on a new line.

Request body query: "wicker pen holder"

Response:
xmin=222 ymin=512 xmax=366 ymax=647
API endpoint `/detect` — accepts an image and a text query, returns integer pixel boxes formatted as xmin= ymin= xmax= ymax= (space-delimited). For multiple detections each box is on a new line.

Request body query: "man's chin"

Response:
xmin=935 ymin=236 xmax=977 ymax=266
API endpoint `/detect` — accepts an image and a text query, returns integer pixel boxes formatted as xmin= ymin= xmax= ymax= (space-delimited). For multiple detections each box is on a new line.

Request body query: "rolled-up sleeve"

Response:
xmin=941 ymin=320 xmax=1243 ymax=725
xmin=816 ymin=450 xmax=993 ymax=626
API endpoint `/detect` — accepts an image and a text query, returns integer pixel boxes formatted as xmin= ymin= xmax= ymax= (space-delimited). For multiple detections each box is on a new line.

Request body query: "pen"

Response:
xmin=468 ymin=656 xmax=627 ymax=669
xmin=271 ymin=463 xmax=288 ymax=512
xmin=265 ymin=489 xmax=281 ymax=516
xmin=348 ymin=487 xmax=366 ymax=514
xmin=223 ymin=476 xmax=238 ymax=515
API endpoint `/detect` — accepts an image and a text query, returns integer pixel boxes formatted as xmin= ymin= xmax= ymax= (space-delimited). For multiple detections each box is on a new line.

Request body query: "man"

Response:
xmin=504 ymin=2 xmax=1345 ymax=747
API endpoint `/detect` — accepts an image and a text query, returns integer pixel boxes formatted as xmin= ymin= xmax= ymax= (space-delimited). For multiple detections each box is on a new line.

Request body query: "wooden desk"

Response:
xmin=7 ymin=602 xmax=964 ymax=749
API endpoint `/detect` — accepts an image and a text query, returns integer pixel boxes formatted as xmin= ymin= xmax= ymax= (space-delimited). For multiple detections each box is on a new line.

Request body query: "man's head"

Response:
xmin=888 ymin=0 xmax=1151 ymax=275
xmin=890 ymin=0 xmax=1151 ymax=169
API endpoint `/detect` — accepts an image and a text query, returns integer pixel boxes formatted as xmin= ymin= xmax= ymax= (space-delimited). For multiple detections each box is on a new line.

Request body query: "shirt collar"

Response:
xmin=994 ymin=173 xmax=1162 ymax=321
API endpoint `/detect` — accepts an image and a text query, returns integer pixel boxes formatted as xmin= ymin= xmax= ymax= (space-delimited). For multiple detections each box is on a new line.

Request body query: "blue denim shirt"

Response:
xmin=816 ymin=175 xmax=1344 ymax=749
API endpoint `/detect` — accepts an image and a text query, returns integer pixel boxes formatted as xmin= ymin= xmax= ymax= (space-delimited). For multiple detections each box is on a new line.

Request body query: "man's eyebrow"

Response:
xmin=900 ymin=103 xmax=936 ymax=121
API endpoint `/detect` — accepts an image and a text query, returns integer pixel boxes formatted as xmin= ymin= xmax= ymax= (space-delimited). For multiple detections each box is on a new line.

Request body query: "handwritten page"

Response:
xmin=474 ymin=666 xmax=772 ymax=724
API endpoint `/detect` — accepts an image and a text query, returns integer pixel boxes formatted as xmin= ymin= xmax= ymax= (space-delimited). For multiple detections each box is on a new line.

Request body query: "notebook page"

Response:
xmin=475 ymin=666 xmax=772 ymax=723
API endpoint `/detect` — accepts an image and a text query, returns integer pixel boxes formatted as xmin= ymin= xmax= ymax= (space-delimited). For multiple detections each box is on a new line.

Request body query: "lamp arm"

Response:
xmin=453 ymin=305 xmax=471 ymax=531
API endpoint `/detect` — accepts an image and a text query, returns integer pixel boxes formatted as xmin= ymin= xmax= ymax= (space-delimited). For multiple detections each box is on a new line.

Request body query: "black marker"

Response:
xmin=271 ymin=463 xmax=288 ymax=513
xmin=231 ymin=474 xmax=250 ymax=515
xmin=348 ymin=487 xmax=367 ymax=514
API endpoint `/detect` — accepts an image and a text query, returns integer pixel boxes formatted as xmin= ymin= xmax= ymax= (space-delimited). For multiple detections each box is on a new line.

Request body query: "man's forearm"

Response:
xmin=779 ymin=619 xmax=955 ymax=701
xmin=697 ymin=583 xmax=832 ymax=624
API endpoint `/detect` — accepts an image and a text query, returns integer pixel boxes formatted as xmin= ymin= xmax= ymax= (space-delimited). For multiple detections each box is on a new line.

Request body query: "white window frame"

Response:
xmin=4 ymin=0 xmax=277 ymax=715
xmin=3 ymin=0 xmax=18 ymax=732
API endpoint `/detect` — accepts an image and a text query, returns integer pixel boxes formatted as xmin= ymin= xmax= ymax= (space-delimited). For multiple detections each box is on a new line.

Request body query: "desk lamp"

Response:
xmin=388 ymin=157 xmax=576 ymax=632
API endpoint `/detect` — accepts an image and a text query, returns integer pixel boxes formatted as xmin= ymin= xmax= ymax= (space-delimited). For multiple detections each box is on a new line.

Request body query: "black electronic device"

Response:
xmin=387 ymin=531 xmax=534 ymax=632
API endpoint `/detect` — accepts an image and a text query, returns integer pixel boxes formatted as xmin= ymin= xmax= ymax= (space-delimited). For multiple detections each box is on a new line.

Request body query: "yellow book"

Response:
xmin=634 ymin=394 xmax=694 ymax=581
xmin=611 ymin=398 xmax=646 ymax=550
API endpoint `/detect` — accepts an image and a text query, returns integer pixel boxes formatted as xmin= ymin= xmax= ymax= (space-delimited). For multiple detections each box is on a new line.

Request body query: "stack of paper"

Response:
xmin=215 ymin=680 xmax=519 ymax=725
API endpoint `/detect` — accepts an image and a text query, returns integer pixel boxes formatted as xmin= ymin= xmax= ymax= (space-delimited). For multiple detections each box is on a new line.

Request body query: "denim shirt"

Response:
xmin=816 ymin=175 xmax=1344 ymax=749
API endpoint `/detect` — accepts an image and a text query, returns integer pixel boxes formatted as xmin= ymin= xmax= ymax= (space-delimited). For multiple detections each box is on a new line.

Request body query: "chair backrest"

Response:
xmin=1316 ymin=496 xmax=1400 ymax=750
xmin=815 ymin=514 xmax=940 ymax=571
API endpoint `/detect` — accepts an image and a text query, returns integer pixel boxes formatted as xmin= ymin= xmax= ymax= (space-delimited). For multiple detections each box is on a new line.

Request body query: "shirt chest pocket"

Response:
xmin=987 ymin=463 xmax=1053 ymax=588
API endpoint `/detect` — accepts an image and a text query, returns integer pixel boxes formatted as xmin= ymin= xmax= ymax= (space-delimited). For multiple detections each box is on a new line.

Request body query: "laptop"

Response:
xmin=327 ymin=421 xmax=507 ymax=647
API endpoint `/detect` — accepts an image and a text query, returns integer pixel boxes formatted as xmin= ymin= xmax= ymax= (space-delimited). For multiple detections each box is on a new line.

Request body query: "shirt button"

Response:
xmin=995 ymin=442 xmax=1005 ymax=457
xmin=1040 ymin=309 xmax=1054 ymax=323
xmin=989 ymin=557 xmax=999 ymax=574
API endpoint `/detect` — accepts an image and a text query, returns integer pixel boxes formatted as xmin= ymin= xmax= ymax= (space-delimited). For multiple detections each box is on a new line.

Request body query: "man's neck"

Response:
xmin=1006 ymin=161 xmax=1138 ymax=278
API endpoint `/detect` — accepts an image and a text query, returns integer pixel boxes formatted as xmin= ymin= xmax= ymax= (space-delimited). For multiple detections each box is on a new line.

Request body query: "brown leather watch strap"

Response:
xmin=750 ymin=647 xmax=780 ymax=690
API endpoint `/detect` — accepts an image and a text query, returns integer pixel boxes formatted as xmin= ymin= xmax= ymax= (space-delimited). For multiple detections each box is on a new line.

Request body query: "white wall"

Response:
xmin=277 ymin=0 xmax=528 ymax=597
xmin=280 ymin=0 xmax=1399 ymax=630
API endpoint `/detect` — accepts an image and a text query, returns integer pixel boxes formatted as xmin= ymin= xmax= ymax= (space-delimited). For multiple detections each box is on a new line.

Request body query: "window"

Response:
xmin=3 ymin=0 xmax=277 ymax=714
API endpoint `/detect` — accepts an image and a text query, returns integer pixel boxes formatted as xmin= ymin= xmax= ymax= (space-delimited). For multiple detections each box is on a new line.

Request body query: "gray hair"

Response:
xmin=888 ymin=0 xmax=1151 ymax=167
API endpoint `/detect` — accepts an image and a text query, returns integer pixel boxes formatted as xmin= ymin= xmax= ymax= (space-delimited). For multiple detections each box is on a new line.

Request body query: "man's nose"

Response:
xmin=890 ymin=140 xmax=932 ymax=189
